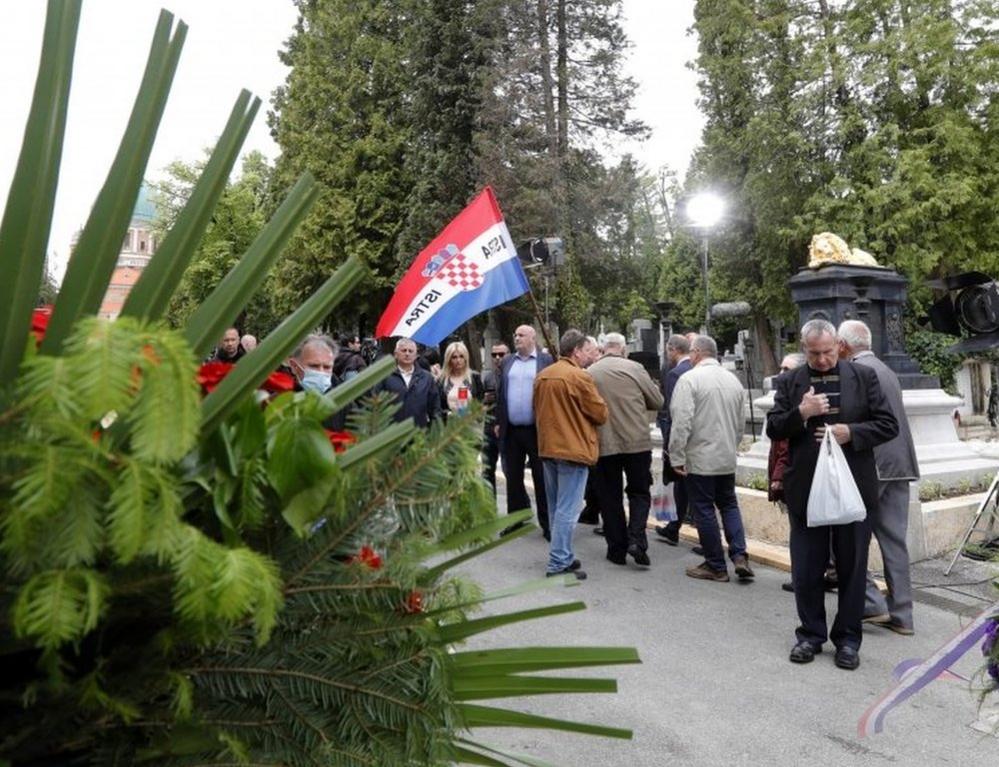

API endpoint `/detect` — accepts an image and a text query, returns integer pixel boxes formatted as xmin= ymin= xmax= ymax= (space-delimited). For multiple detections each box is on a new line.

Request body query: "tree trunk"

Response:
xmin=555 ymin=0 xmax=568 ymax=159
xmin=753 ymin=312 xmax=779 ymax=377
xmin=536 ymin=0 xmax=557 ymax=157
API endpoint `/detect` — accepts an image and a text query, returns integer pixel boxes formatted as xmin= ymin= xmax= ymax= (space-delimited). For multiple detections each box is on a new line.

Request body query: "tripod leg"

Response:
xmin=945 ymin=472 xmax=999 ymax=576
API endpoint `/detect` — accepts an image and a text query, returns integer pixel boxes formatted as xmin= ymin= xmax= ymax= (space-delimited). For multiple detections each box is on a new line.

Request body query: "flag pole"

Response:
xmin=524 ymin=284 xmax=558 ymax=358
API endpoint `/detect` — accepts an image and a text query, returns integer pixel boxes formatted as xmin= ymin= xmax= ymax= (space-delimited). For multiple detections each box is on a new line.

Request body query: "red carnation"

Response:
xmin=196 ymin=361 xmax=235 ymax=394
xmin=262 ymin=370 xmax=295 ymax=394
xmin=350 ymin=545 xmax=382 ymax=570
xmin=30 ymin=305 xmax=52 ymax=346
xmin=325 ymin=429 xmax=356 ymax=453
xmin=403 ymin=590 xmax=424 ymax=614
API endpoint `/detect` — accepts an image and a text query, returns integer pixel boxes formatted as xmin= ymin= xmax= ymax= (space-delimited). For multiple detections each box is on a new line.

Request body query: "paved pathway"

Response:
xmin=460 ymin=482 xmax=999 ymax=766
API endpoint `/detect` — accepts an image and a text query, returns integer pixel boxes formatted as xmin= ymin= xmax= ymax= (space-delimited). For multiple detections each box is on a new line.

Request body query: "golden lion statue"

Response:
xmin=808 ymin=232 xmax=881 ymax=268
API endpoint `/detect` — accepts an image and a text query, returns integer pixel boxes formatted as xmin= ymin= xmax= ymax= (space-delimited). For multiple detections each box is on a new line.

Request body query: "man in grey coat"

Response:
xmin=669 ymin=335 xmax=753 ymax=582
xmin=589 ymin=333 xmax=664 ymax=567
xmin=838 ymin=320 xmax=919 ymax=635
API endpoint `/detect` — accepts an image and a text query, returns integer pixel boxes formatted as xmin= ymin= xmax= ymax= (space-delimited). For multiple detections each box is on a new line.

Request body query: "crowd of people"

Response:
xmin=209 ymin=314 xmax=918 ymax=670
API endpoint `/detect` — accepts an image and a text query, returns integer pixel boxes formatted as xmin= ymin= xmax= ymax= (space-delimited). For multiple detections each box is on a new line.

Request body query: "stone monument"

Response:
xmin=736 ymin=239 xmax=999 ymax=560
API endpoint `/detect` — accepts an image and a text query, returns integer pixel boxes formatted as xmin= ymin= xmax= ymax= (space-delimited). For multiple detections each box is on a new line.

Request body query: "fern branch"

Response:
xmin=273 ymin=686 xmax=329 ymax=744
xmin=187 ymin=666 xmax=426 ymax=713
xmin=286 ymin=424 xmax=471 ymax=587
xmin=284 ymin=581 xmax=404 ymax=596
xmin=358 ymin=651 xmax=426 ymax=683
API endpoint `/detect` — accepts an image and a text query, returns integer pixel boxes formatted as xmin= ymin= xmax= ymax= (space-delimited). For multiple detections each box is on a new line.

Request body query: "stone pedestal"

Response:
xmin=789 ymin=265 xmax=937 ymax=389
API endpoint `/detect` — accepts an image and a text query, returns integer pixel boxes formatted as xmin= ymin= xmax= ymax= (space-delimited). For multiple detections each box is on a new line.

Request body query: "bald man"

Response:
xmin=495 ymin=325 xmax=555 ymax=538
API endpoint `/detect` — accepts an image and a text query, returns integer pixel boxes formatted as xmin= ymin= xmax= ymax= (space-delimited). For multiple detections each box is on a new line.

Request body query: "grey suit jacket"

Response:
xmin=852 ymin=351 xmax=920 ymax=481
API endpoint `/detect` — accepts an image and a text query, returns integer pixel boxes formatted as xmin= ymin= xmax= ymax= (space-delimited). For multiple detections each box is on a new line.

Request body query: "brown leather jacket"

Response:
xmin=533 ymin=358 xmax=608 ymax=465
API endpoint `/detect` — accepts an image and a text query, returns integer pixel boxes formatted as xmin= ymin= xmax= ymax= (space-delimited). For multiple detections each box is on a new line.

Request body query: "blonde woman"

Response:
xmin=437 ymin=341 xmax=483 ymax=414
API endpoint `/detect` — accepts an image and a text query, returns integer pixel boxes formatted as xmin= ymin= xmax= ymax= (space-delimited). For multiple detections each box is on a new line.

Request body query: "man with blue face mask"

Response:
xmin=290 ymin=335 xmax=346 ymax=429
xmin=290 ymin=335 xmax=339 ymax=394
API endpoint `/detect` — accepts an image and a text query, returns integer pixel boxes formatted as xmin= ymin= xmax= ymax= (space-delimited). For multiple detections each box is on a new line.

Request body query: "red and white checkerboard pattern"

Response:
xmin=435 ymin=253 xmax=483 ymax=291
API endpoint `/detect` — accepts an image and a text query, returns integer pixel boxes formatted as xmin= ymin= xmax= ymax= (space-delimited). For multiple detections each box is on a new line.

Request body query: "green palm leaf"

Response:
xmin=121 ymin=91 xmax=261 ymax=323
xmin=0 ymin=0 xmax=80 ymax=385
xmin=183 ymin=173 xmax=319 ymax=359
xmin=457 ymin=704 xmax=632 ymax=740
xmin=41 ymin=9 xmax=186 ymax=354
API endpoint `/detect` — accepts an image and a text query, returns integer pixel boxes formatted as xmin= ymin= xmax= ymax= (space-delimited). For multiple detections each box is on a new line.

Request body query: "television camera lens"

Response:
xmin=955 ymin=283 xmax=999 ymax=334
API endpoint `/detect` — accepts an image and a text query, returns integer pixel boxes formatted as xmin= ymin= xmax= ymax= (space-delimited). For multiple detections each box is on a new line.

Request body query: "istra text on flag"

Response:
xmin=375 ymin=187 xmax=530 ymax=346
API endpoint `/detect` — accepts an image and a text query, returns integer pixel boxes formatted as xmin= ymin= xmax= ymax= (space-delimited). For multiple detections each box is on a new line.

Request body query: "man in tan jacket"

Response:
xmin=669 ymin=335 xmax=754 ymax=583
xmin=534 ymin=329 xmax=609 ymax=580
xmin=589 ymin=333 xmax=664 ymax=567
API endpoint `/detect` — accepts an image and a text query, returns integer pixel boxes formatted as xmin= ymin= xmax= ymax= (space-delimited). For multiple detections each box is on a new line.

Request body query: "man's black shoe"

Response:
xmin=606 ymin=552 xmax=626 ymax=565
xmin=834 ymin=646 xmax=860 ymax=670
xmin=499 ymin=521 xmax=527 ymax=537
xmin=569 ymin=559 xmax=582 ymax=571
xmin=655 ymin=526 xmax=679 ymax=545
xmin=691 ymin=545 xmax=704 ymax=556
xmin=547 ymin=567 xmax=586 ymax=580
xmin=593 ymin=526 xmax=604 ymax=536
xmin=628 ymin=545 xmax=651 ymax=567
xmin=781 ymin=581 xmax=794 ymax=593
xmin=789 ymin=640 xmax=821 ymax=664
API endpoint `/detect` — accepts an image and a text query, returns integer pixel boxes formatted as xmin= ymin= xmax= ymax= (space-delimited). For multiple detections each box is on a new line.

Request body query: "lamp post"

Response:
xmin=685 ymin=192 xmax=725 ymax=335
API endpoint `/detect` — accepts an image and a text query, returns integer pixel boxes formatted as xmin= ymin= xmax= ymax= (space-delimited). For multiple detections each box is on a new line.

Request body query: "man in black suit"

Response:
xmin=495 ymin=325 xmax=554 ymax=538
xmin=767 ymin=319 xmax=898 ymax=671
xmin=655 ymin=334 xmax=694 ymax=544
xmin=372 ymin=337 xmax=441 ymax=428
xmin=481 ymin=342 xmax=510 ymax=495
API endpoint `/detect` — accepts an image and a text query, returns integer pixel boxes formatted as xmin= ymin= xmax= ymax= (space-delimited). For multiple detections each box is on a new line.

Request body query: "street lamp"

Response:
xmin=685 ymin=191 xmax=725 ymax=334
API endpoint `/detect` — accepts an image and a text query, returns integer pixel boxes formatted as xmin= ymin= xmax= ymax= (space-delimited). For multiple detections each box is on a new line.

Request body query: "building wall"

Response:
xmin=98 ymin=218 xmax=156 ymax=319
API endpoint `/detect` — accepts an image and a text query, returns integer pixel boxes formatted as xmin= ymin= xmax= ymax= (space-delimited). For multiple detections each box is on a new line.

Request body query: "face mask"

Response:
xmin=299 ymin=368 xmax=332 ymax=394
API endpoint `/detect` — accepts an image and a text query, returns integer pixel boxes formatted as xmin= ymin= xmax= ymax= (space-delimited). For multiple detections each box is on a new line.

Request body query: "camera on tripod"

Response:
xmin=926 ymin=271 xmax=999 ymax=353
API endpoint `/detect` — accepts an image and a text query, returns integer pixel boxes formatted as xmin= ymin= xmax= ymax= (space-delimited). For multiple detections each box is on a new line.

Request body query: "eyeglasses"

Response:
xmin=491 ymin=352 xmax=506 ymax=358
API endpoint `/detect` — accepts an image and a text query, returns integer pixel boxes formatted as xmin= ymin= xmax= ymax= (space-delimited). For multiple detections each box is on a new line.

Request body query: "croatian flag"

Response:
xmin=375 ymin=187 xmax=529 ymax=346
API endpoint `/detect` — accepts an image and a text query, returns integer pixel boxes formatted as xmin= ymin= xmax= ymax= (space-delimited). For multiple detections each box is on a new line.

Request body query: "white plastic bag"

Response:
xmin=651 ymin=473 xmax=678 ymax=523
xmin=806 ymin=427 xmax=867 ymax=527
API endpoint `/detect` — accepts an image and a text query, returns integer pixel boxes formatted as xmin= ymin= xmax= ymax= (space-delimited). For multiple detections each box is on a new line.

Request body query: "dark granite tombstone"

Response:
xmin=788 ymin=264 xmax=938 ymax=389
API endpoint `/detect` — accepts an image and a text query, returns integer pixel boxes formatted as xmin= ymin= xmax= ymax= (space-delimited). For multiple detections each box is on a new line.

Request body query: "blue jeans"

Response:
xmin=543 ymin=459 xmax=589 ymax=573
xmin=685 ymin=473 xmax=747 ymax=572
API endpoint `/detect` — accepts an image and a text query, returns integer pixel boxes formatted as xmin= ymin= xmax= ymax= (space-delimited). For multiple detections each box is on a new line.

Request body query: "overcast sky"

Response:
xmin=0 ymin=1 xmax=702 ymax=282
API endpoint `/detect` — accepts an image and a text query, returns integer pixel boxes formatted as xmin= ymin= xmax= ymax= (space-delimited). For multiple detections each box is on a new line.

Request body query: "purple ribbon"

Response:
xmin=858 ymin=600 xmax=999 ymax=737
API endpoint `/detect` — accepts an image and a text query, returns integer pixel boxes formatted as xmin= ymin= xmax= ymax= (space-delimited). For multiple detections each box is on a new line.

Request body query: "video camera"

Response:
xmin=926 ymin=271 xmax=999 ymax=354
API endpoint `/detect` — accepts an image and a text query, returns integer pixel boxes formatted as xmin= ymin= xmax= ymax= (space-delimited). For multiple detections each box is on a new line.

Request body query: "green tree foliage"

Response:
xmin=268 ymin=0 xmax=414 ymax=330
xmin=154 ymin=150 xmax=277 ymax=334
xmin=268 ymin=0 xmax=657 ymax=339
xmin=674 ymin=0 xmax=998 ymax=371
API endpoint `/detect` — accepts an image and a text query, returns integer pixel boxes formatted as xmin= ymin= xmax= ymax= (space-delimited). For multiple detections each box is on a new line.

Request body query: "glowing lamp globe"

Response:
xmin=686 ymin=192 xmax=725 ymax=229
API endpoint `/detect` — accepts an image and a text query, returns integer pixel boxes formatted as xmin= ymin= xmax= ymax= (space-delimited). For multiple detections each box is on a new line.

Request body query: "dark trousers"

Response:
xmin=502 ymin=424 xmax=549 ymax=535
xmin=482 ymin=428 xmax=500 ymax=495
xmin=579 ymin=472 xmax=601 ymax=524
xmin=685 ymin=473 xmax=747 ymax=572
xmin=789 ymin=513 xmax=872 ymax=650
xmin=594 ymin=451 xmax=653 ymax=558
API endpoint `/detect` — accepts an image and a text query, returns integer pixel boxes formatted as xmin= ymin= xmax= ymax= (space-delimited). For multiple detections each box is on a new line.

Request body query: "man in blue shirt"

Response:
xmin=495 ymin=325 xmax=554 ymax=538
